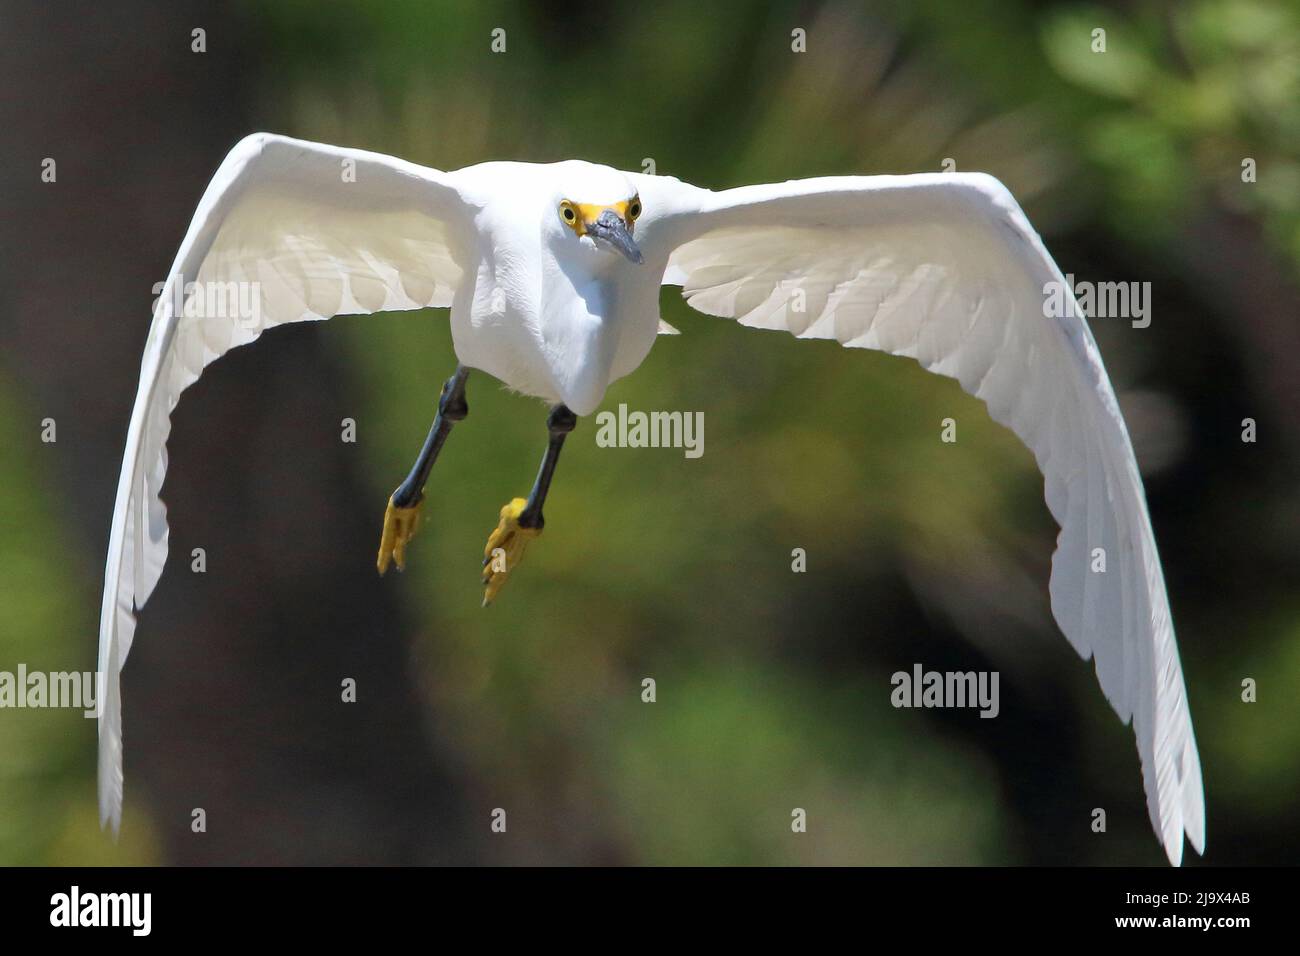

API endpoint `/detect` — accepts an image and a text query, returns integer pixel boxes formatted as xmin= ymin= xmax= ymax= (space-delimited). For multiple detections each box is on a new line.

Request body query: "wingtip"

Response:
xmin=1177 ymin=728 xmax=1207 ymax=861
xmin=97 ymin=778 xmax=123 ymax=842
xmin=1183 ymin=798 xmax=1207 ymax=858
xmin=98 ymin=806 xmax=122 ymax=842
xmin=1156 ymin=768 xmax=1206 ymax=866
xmin=1164 ymin=839 xmax=1183 ymax=867
xmin=96 ymin=699 xmax=125 ymax=842
xmin=1161 ymin=825 xmax=1206 ymax=867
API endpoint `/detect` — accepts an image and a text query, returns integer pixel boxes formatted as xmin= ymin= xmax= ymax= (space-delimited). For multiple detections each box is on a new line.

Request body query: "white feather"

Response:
xmin=97 ymin=134 xmax=468 ymax=831
xmin=652 ymin=172 xmax=1205 ymax=864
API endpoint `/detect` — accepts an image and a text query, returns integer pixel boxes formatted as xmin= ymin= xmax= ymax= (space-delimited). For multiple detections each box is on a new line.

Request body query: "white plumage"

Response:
xmin=99 ymin=133 xmax=1204 ymax=864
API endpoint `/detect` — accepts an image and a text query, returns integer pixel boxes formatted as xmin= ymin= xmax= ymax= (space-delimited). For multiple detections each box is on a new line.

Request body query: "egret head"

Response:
xmin=551 ymin=164 xmax=644 ymax=265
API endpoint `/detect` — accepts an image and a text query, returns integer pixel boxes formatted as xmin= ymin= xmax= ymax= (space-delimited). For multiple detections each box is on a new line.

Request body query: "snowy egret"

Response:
xmin=98 ymin=134 xmax=1204 ymax=864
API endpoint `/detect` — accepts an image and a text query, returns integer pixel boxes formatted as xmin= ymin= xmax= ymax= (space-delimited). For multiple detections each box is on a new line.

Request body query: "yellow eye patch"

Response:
xmin=559 ymin=199 xmax=637 ymax=235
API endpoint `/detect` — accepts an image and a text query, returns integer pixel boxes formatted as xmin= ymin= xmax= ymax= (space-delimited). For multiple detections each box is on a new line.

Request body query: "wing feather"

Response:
xmin=97 ymin=134 xmax=470 ymax=831
xmin=654 ymin=172 xmax=1205 ymax=864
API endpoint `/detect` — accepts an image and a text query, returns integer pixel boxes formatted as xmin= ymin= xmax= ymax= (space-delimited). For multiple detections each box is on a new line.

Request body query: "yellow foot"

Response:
xmin=377 ymin=495 xmax=423 ymax=574
xmin=481 ymin=497 xmax=541 ymax=606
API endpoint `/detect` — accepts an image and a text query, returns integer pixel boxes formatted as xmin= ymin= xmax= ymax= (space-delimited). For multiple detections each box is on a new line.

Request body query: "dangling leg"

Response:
xmin=376 ymin=365 xmax=470 ymax=574
xmin=481 ymin=403 xmax=577 ymax=605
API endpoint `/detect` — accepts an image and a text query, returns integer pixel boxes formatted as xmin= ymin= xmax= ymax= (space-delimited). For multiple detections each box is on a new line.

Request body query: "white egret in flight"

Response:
xmin=98 ymin=134 xmax=1204 ymax=864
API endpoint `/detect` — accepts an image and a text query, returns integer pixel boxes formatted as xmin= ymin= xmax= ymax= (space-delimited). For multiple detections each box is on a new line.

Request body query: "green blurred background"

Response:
xmin=1 ymin=0 xmax=1297 ymax=865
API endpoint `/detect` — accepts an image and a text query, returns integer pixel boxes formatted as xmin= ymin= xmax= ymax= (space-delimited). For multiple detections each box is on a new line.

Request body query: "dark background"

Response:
xmin=0 ymin=0 xmax=1296 ymax=865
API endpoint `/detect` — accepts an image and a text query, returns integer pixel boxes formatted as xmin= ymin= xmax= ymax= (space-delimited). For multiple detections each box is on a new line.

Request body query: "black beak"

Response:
xmin=587 ymin=208 xmax=644 ymax=264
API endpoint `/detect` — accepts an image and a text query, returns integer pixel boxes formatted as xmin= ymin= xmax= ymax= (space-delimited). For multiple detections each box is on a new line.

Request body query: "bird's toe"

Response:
xmin=377 ymin=495 xmax=423 ymax=575
xmin=481 ymin=497 xmax=540 ymax=605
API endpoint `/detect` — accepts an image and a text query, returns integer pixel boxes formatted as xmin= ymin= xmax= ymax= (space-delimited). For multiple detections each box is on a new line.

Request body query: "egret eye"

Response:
xmin=560 ymin=201 xmax=577 ymax=224
xmin=628 ymin=199 xmax=642 ymax=221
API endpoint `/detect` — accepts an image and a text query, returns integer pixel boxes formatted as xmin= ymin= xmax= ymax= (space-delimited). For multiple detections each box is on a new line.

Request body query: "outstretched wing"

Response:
xmin=98 ymin=133 xmax=471 ymax=832
xmin=651 ymin=172 xmax=1204 ymax=864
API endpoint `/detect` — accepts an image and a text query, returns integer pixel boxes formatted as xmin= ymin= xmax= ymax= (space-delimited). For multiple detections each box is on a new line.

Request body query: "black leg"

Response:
xmin=377 ymin=365 xmax=469 ymax=574
xmin=392 ymin=366 xmax=470 ymax=508
xmin=518 ymin=404 xmax=577 ymax=530
xmin=479 ymin=403 xmax=578 ymax=604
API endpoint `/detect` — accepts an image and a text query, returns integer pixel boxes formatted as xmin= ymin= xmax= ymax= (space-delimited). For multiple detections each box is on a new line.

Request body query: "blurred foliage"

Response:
xmin=3 ymin=0 xmax=1297 ymax=864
